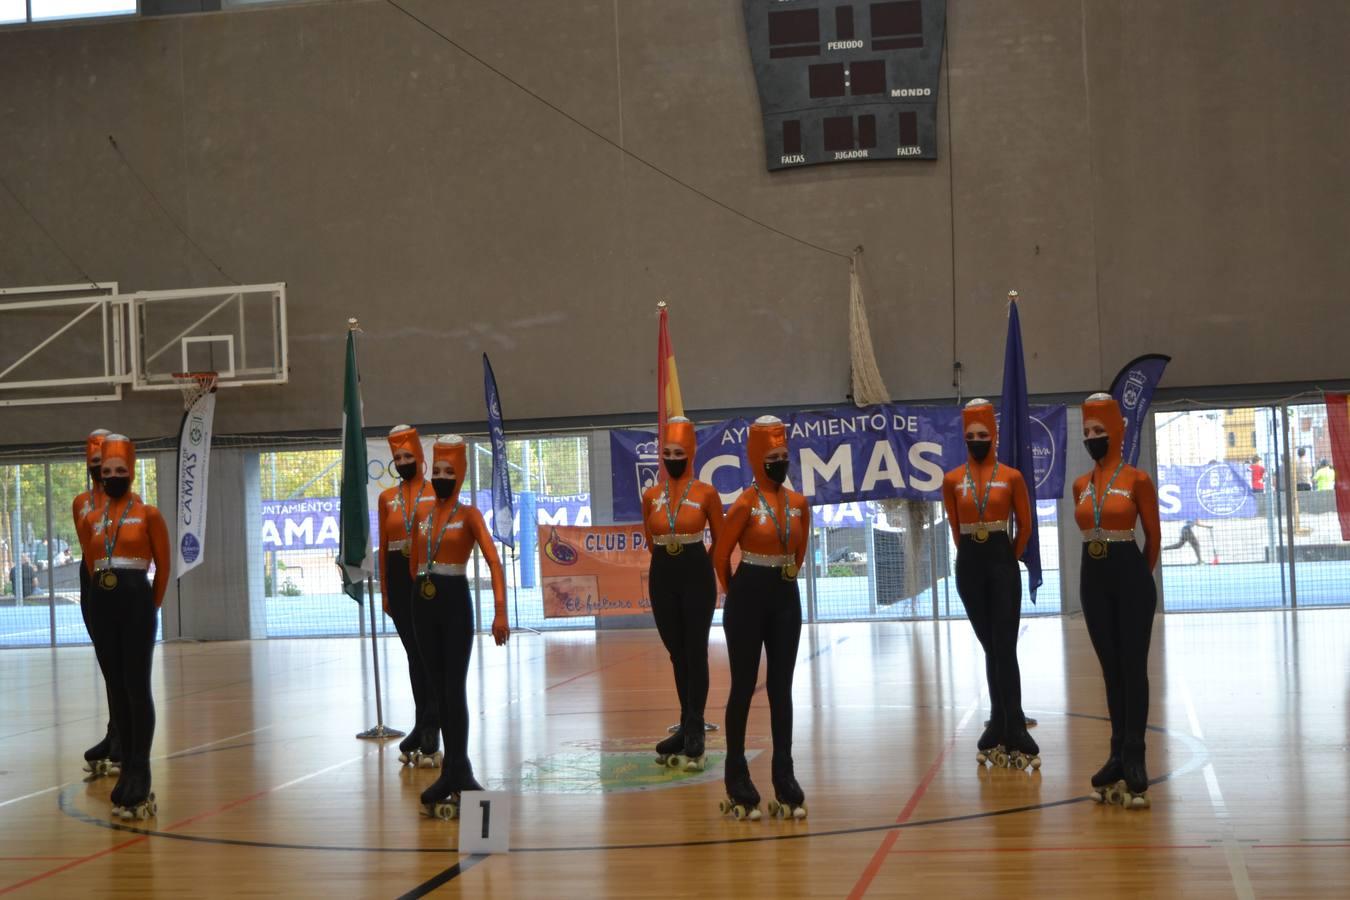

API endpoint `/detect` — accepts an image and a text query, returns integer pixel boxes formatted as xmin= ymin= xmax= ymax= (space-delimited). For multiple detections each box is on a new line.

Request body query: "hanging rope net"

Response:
xmin=848 ymin=247 xmax=930 ymax=604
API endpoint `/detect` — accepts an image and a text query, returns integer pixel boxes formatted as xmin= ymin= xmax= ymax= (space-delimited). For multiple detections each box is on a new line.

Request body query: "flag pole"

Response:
xmin=344 ymin=317 xmax=401 ymax=742
xmin=509 ymin=542 xmax=540 ymax=635
xmin=357 ymin=572 xmax=402 ymax=739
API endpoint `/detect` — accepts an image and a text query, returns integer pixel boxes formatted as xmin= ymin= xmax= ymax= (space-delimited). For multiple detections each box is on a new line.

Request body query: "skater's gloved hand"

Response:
xmin=492 ymin=613 xmax=510 ymax=645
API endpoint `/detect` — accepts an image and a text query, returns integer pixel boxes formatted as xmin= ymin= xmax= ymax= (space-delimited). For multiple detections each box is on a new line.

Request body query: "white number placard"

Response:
xmin=457 ymin=791 xmax=511 ymax=854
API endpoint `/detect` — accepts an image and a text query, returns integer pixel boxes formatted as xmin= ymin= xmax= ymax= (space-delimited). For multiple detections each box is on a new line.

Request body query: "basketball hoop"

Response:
xmin=172 ymin=371 xmax=218 ymax=409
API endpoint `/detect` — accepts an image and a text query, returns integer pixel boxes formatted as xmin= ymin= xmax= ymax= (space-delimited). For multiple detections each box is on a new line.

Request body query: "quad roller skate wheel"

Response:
xmin=975 ymin=750 xmax=989 ymax=764
xmin=767 ymin=800 xmax=807 ymax=820
xmin=417 ymin=752 xmax=441 ymax=769
xmin=1127 ymin=793 xmax=1150 ymax=809
xmin=425 ymin=800 xmax=459 ymax=820
xmin=1104 ymin=782 xmax=1126 ymax=805
xmin=683 ymin=755 xmax=706 ymax=773
xmin=1028 ymin=755 xmax=1042 ymax=770
xmin=119 ymin=794 xmax=157 ymax=821
xmin=656 ymin=754 xmax=674 ymax=768
xmin=720 ymin=798 xmax=760 ymax=820
xmin=399 ymin=752 xmax=412 ymax=766
xmin=991 ymin=748 xmax=1009 ymax=768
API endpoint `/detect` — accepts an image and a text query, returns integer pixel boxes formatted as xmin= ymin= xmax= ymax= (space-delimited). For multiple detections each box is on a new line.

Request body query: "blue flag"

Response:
xmin=1109 ymin=354 xmax=1171 ymax=467
xmin=997 ymin=300 xmax=1042 ymax=599
xmin=483 ymin=354 xmax=515 ymax=548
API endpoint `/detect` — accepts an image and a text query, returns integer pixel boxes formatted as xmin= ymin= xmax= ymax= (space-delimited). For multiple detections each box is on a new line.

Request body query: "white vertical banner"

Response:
xmin=175 ymin=390 xmax=217 ymax=576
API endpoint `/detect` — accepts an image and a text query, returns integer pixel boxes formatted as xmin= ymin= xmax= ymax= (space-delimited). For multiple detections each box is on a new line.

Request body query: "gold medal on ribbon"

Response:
xmin=665 ymin=541 xmax=684 ymax=557
xmin=99 ymin=570 xmax=119 ymax=590
xmin=781 ymin=562 xmax=799 ymax=582
xmin=419 ymin=578 xmax=437 ymax=600
xmin=1088 ymin=540 xmax=1107 ymax=560
xmin=973 ymin=527 xmax=989 ymax=543
xmin=400 ymin=547 xmax=411 ymax=558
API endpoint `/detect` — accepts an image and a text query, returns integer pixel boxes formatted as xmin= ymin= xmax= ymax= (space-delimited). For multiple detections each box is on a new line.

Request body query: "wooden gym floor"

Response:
xmin=1 ymin=609 xmax=1347 ymax=898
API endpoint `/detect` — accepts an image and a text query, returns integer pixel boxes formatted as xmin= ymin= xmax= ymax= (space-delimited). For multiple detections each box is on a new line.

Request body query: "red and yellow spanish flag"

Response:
xmin=1326 ymin=392 xmax=1350 ymax=540
xmin=657 ymin=303 xmax=684 ymax=479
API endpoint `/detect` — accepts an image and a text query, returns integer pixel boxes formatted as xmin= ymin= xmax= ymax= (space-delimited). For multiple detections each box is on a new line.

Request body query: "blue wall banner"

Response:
xmin=1157 ymin=463 xmax=1257 ymax=521
xmin=609 ymin=404 xmax=1068 ymax=523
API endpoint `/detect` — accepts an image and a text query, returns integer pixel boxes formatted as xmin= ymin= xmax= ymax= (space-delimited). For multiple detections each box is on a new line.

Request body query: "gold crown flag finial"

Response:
xmin=1008 ymin=290 xmax=1019 ymax=302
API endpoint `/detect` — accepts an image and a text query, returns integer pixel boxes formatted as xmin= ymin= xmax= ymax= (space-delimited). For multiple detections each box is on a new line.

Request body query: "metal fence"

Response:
xmin=3 ymin=399 xmax=1346 ymax=647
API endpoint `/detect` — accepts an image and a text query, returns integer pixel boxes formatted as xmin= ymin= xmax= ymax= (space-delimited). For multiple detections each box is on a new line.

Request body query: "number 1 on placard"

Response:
xmin=480 ymin=800 xmax=491 ymax=840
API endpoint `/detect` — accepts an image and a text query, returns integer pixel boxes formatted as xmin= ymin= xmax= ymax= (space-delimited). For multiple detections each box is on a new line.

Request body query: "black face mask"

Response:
xmin=966 ymin=440 xmax=992 ymax=462
xmin=763 ymin=459 xmax=790 ymax=485
xmin=1084 ymin=436 xmax=1111 ymax=461
xmin=103 ymin=476 xmax=131 ymax=499
xmin=431 ymin=478 xmax=456 ymax=500
xmin=88 ymin=465 xmax=103 ymax=484
xmin=663 ymin=458 xmax=688 ymax=479
xmin=395 ymin=462 xmax=418 ymax=481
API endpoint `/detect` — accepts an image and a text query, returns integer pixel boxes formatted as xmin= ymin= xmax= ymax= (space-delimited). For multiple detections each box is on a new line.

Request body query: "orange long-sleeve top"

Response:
xmin=83 ymin=496 xmax=171 ymax=607
xmin=377 ymin=477 xmax=433 ymax=608
xmin=711 ymin=485 xmax=811 ymax=592
xmin=73 ymin=487 xmax=141 ymax=561
xmin=410 ymin=499 xmax=507 ymax=612
xmin=940 ymin=460 xmax=1033 ymax=559
xmin=1072 ymin=464 xmax=1162 ymax=570
xmin=639 ymin=477 xmax=726 ymax=554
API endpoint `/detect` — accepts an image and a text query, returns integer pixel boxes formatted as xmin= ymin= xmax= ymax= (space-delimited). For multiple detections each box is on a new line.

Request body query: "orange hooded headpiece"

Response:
xmin=387 ymin=424 xmax=425 ymax=476
xmin=1081 ymin=392 xmax=1125 ymax=466
xmin=431 ymin=434 xmax=467 ymax=504
xmin=101 ymin=434 xmax=136 ymax=480
xmin=86 ymin=428 xmax=111 ymax=466
xmin=663 ymin=416 xmax=697 ymax=467
xmin=747 ymin=415 xmax=788 ymax=490
xmin=961 ymin=399 xmax=998 ymax=455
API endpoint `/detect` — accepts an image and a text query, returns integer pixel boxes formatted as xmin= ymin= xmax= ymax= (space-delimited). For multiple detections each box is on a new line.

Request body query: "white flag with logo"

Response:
xmin=175 ymin=389 xmax=217 ymax=575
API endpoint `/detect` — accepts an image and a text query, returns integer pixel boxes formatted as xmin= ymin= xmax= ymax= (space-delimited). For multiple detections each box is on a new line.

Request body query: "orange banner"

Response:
xmin=539 ymin=525 xmax=653 ymax=618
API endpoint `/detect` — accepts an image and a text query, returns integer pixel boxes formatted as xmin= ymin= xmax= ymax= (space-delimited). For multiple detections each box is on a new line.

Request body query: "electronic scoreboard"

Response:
xmin=743 ymin=0 xmax=946 ymax=170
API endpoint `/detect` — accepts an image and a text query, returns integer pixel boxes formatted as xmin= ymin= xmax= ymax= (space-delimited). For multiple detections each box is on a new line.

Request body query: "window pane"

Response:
xmin=0 ymin=0 xmax=26 ymax=24
xmin=31 ymin=0 xmax=137 ymax=22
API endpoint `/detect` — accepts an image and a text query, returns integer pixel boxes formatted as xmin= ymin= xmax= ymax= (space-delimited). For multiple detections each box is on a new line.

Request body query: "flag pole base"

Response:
xmin=356 ymin=725 xmax=405 ymax=740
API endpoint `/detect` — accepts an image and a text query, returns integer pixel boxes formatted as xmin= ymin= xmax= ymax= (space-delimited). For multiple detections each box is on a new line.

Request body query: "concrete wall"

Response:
xmin=1 ymin=0 xmax=1346 ymax=444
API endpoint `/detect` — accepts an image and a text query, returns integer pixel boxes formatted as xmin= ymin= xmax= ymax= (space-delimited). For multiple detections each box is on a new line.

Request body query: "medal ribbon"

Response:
xmin=1086 ymin=459 xmax=1126 ymax=531
xmin=963 ymin=460 xmax=1000 ymax=524
xmin=101 ymin=497 xmax=134 ymax=564
xmin=751 ymin=483 xmax=791 ymax=553
xmin=396 ymin=479 xmax=427 ymax=541
xmin=663 ymin=477 xmax=695 ymax=536
xmin=424 ymin=501 xmax=462 ymax=568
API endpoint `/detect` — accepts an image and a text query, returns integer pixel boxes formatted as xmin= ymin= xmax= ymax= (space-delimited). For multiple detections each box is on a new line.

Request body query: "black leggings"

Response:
xmin=413 ymin=574 xmax=475 ymax=777
xmin=649 ymin=543 xmax=717 ymax=733
xmin=1080 ymin=543 xmax=1157 ymax=742
xmin=954 ymin=534 xmax=1024 ymax=735
xmin=80 ymin=565 xmax=119 ymax=752
xmin=88 ymin=571 xmax=157 ymax=777
xmin=386 ymin=557 xmax=437 ymax=743
xmin=723 ymin=563 xmax=802 ymax=762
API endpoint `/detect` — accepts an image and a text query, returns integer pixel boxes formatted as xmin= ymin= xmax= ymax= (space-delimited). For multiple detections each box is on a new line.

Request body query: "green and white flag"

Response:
xmin=337 ymin=327 xmax=371 ymax=602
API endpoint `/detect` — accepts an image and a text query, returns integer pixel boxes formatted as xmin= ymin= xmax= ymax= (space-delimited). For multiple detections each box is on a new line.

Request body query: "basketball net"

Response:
xmin=173 ymin=372 xmax=219 ymax=409
xmin=848 ymin=247 xmax=927 ymax=601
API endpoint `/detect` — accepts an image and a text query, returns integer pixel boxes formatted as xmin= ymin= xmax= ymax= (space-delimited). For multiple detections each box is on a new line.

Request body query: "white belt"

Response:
xmin=740 ymin=551 xmax=794 ymax=568
xmin=653 ymin=532 xmax=704 ymax=546
xmin=386 ymin=539 xmax=410 ymax=552
xmin=94 ymin=557 xmax=150 ymax=572
xmin=420 ymin=563 xmax=467 ymax=576
xmin=1081 ymin=528 xmax=1136 ymax=542
xmin=959 ymin=522 xmax=1008 ymax=534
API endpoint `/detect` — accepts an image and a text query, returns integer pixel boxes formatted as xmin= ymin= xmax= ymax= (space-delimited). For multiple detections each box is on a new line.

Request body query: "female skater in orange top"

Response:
xmin=712 ymin=416 xmax=811 ymax=821
xmin=73 ymin=428 xmax=122 ymax=779
xmin=640 ymin=416 xmax=725 ymax=770
xmin=377 ymin=425 xmax=439 ymax=767
xmin=1072 ymin=393 xmax=1161 ymax=808
xmin=83 ymin=434 xmax=170 ymax=821
xmin=409 ymin=434 xmax=510 ymax=819
xmin=941 ymin=399 xmax=1038 ymax=770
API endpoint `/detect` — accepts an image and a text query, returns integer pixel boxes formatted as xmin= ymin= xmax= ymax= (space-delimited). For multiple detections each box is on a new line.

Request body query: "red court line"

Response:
xmin=0 ymin=857 xmax=82 ymax=862
xmin=0 ymin=836 xmax=148 ymax=896
xmin=544 ymin=649 xmax=652 ymax=693
xmin=1 ymin=754 xmax=372 ymax=895
xmin=846 ymin=730 xmax=960 ymax=899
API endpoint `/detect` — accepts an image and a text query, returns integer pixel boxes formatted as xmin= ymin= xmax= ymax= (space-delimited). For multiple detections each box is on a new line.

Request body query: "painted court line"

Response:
xmin=846 ymin=698 xmax=980 ymax=899
xmin=0 ymin=725 xmax=272 ymax=810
